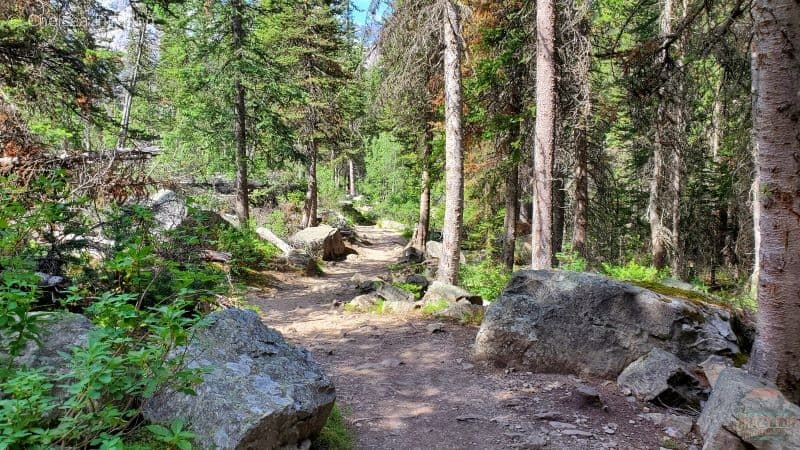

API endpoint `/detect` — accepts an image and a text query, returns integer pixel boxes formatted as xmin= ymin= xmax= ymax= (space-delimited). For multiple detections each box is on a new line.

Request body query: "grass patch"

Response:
xmin=313 ymin=404 xmax=353 ymax=450
xmin=393 ymin=282 xmax=423 ymax=299
xmin=421 ymin=298 xmax=450 ymax=316
xmin=460 ymin=308 xmax=485 ymax=326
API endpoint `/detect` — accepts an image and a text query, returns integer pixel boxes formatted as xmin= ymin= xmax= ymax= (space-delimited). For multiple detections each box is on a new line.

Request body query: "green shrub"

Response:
xmin=601 ymin=260 xmax=667 ymax=282
xmin=392 ymin=282 xmax=422 ymax=300
xmin=459 ymin=260 xmax=511 ymax=302
xmin=265 ymin=209 xmax=289 ymax=237
xmin=556 ymin=244 xmax=587 ymax=272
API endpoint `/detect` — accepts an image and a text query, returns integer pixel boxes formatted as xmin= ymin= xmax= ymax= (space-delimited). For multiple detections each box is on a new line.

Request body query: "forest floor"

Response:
xmin=248 ymin=226 xmax=701 ymax=450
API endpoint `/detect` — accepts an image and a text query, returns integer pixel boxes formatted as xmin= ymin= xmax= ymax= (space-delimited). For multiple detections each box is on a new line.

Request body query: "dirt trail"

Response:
xmin=248 ymin=226 xmax=700 ymax=450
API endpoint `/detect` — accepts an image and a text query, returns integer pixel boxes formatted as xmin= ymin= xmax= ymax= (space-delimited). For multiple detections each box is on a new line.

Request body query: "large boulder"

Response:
xmin=4 ymin=312 xmax=95 ymax=422
xmin=290 ymin=224 xmax=352 ymax=261
xmin=422 ymin=281 xmax=483 ymax=306
xmin=473 ymin=270 xmax=741 ymax=377
xmin=424 ymin=240 xmax=466 ymax=263
xmin=143 ymin=309 xmax=335 ymax=450
xmin=148 ymin=189 xmax=187 ymax=230
xmin=697 ymin=368 xmax=800 ymax=449
xmin=617 ymin=348 xmax=706 ymax=407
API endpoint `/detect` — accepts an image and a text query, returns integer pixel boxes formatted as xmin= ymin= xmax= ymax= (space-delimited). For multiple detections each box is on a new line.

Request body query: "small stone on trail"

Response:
xmin=533 ymin=411 xmax=562 ymax=420
xmin=426 ymin=323 xmax=445 ymax=333
xmin=548 ymin=421 xmax=577 ymax=430
xmin=456 ymin=415 xmax=481 ymax=422
xmin=602 ymin=423 xmax=618 ymax=435
xmin=575 ymin=384 xmax=603 ymax=408
xmin=561 ymin=429 xmax=594 ymax=438
xmin=521 ymin=432 xmax=548 ymax=449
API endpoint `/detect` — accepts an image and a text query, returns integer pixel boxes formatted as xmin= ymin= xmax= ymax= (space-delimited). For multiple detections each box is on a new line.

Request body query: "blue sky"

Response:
xmin=351 ymin=0 xmax=385 ymax=25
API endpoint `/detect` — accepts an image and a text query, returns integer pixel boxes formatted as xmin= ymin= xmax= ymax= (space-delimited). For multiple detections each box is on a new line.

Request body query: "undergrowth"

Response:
xmin=459 ymin=260 xmax=510 ymax=302
xmin=312 ymin=404 xmax=353 ymax=450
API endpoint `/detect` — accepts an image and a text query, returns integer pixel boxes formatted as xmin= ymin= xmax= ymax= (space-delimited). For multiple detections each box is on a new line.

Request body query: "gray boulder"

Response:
xmin=422 ymin=281 xmax=482 ymax=306
xmin=424 ymin=241 xmax=466 ymax=263
xmin=473 ymin=270 xmax=740 ymax=377
xmin=148 ymin=189 xmax=187 ymax=230
xmin=617 ymin=348 xmax=706 ymax=407
xmin=143 ymin=309 xmax=335 ymax=450
xmin=290 ymin=225 xmax=352 ymax=261
xmin=697 ymin=368 xmax=800 ymax=449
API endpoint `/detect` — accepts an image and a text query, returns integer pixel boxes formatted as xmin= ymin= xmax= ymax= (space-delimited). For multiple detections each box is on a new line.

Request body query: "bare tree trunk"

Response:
xmin=231 ymin=0 xmax=249 ymax=223
xmin=437 ymin=0 xmax=464 ymax=284
xmin=117 ymin=18 xmax=146 ymax=149
xmin=572 ymin=127 xmax=589 ymax=255
xmin=551 ymin=172 xmax=565 ymax=266
xmin=348 ymin=158 xmax=357 ymax=197
xmin=501 ymin=133 xmax=519 ymax=270
xmin=411 ymin=125 xmax=433 ymax=252
xmin=301 ymin=143 xmax=318 ymax=228
xmin=531 ymin=0 xmax=556 ymax=269
xmin=747 ymin=0 xmax=800 ymax=403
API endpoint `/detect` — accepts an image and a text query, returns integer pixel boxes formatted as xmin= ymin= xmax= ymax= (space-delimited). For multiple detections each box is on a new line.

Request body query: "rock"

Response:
xmin=10 ymin=312 xmax=95 ymax=416
xmin=575 ymin=384 xmax=603 ymax=408
xmin=374 ymin=281 xmax=415 ymax=303
xmin=432 ymin=302 xmax=485 ymax=324
xmin=639 ymin=413 xmax=666 ymax=425
xmin=424 ymin=240 xmax=466 ymax=263
xmin=422 ymin=280 xmax=483 ymax=306
xmin=549 ymin=421 xmax=578 ymax=429
xmin=346 ymin=294 xmax=381 ymax=311
xmin=697 ymin=368 xmax=800 ymax=450
xmin=351 ymin=274 xmax=381 ymax=293
xmin=255 ymin=227 xmax=294 ymax=256
xmin=473 ymin=270 xmax=740 ymax=378
xmin=289 ymin=224 xmax=353 ymax=261
xmin=148 ymin=189 xmax=187 ymax=230
xmin=345 ymin=253 xmax=359 ymax=262
xmin=142 ymin=309 xmax=335 ymax=450
xmin=603 ymin=423 xmax=618 ymax=435
xmin=699 ymin=355 xmax=733 ymax=388
xmin=663 ymin=414 xmax=693 ymax=438
xmin=405 ymin=274 xmax=430 ymax=292
xmin=426 ymin=323 xmax=445 ymax=334
xmin=521 ymin=432 xmax=548 ymax=449
xmin=617 ymin=348 xmax=707 ymax=407
xmin=399 ymin=246 xmax=424 ymax=264
xmin=561 ymin=429 xmax=594 ymax=438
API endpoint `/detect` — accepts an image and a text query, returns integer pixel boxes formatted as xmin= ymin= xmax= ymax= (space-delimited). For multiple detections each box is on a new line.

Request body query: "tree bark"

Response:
xmin=437 ymin=0 xmax=465 ymax=284
xmin=572 ymin=125 xmax=589 ymax=256
xmin=501 ymin=132 xmax=519 ymax=271
xmin=117 ymin=18 xmax=146 ymax=150
xmin=551 ymin=172 xmax=565 ymax=266
xmin=348 ymin=158 xmax=357 ymax=197
xmin=531 ymin=0 xmax=556 ymax=269
xmin=231 ymin=0 xmax=249 ymax=223
xmin=301 ymin=142 xmax=318 ymax=228
xmin=411 ymin=124 xmax=433 ymax=253
xmin=747 ymin=0 xmax=800 ymax=403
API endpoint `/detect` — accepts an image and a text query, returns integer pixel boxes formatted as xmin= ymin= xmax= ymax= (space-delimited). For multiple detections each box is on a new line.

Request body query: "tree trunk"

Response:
xmin=348 ymin=158 xmax=357 ymax=197
xmin=531 ymin=0 xmax=556 ymax=269
xmin=551 ymin=172 xmax=565 ymax=266
xmin=411 ymin=124 xmax=433 ymax=252
xmin=437 ymin=0 xmax=465 ymax=285
xmin=231 ymin=0 xmax=249 ymax=223
xmin=117 ymin=18 xmax=146 ymax=149
xmin=747 ymin=0 xmax=800 ymax=403
xmin=501 ymin=133 xmax=519 ymax=271
xmin=572 ymin=126 xmax=589 ymax=256
xmin=301 ymin=142 xmax=318 ymax=228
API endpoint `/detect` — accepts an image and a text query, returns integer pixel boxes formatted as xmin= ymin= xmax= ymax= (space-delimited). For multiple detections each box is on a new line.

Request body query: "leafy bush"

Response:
xmin=556 ymin=244 xmax=588 ymax=272
xmin=0 ymin=177 xmax=221 ymax=448
xmin=265 ymin=209 xmax=290 ymax=237
xmin=459 ymin=259 xmax=511 ymax=302
xmin=392 ymin=282 xmax=422 ymax=300
xmin=601 ymin=260 xmax=667 ymax=282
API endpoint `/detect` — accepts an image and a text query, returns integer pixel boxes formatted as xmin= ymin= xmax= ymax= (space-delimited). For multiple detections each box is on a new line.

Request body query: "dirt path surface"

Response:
xmin=248 ymin=226 xmax=701 ymax=450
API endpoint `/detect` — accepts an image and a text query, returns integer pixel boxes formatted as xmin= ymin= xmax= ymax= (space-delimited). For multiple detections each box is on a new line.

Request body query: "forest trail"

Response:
xmin=248 ymin=227 xmax=695 ymax=450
